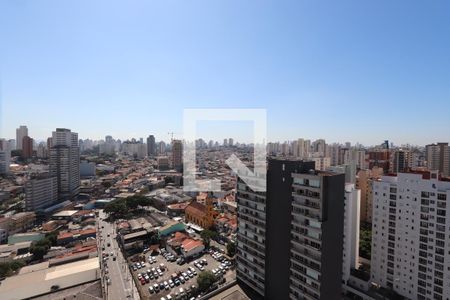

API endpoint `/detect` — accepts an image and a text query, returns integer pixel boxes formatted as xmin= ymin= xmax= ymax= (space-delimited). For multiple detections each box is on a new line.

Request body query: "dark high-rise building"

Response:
xmin=236 ymin=158 xmax=345 ymax=299
xmin=147 ymin=135 xmax=156 ymax=157
xmin=367 ymin=150 xmax=390 ymax=173
xmin=392 ymin=149 xmax=412 ymax=173
xmin=171 ymin=139 xmax=182 ymax=172
xmin=22 ymin=136 xmax=33 ymax=159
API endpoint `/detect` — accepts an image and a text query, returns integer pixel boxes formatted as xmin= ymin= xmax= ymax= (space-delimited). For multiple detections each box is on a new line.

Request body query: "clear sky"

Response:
xmin=1 ymin=0 xmax=449 ymax=145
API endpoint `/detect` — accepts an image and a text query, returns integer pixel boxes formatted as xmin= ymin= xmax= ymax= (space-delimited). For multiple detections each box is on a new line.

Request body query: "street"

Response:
xmin=97 ymin=210 xmax=140 ymax=300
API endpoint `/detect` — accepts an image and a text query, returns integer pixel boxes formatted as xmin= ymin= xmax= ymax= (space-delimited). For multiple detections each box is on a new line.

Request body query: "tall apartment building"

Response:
xmin=147 ymin=135 xmax=156 ymax=157
xmin=50 ymin=128 xmax=80 ymax=200
xmin=371 ymin=172 xmax=450 ymax=299
xmin=228 ymin=138 xmax=234 ymax=147
xmin=236 ymin=159 xmax=346 ymax=299
xmin=356 ymin=167 xmax=383 ymax=223
xmin=355 ymin=150 xmax=367 ymax=170
xmin=391 ymin=149 xmax=412 ymax=173
xmin=312 ymin=139 xmax=326 ymax=156
xmin=157 ymin=141 xmax=165 ymax=155
xmin=367 ymin=149 xmax=390 ymax=173
xmin=0 ymin=139 xmax=11 ymax=174
xmin=426 ymin=143 xmax=449 ymax=177
xmin=15 ymin=125 xmax=28 ymax=150
xmin=172 ymin=139 xmax=183 ymax=172
xmin=311 ymin=156 xmax=331 ymax=171
xmin=25 ymin=175 xmax=58 ymax=211
xmin=22 ymin=136 xmax=34 ymax=159
xmin=342 ymin=183 xmax=361 ymax=283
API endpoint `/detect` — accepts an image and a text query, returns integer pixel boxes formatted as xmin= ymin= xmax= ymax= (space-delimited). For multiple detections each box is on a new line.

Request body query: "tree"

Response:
xmin=30 ymin=238 xmax=52 ymax=260
xmin=200 ymin=229 xmax=218 ymax=248
xmin=197 ymin=271 xmax=216 ymax=292
xmin=359 ymin=223 xmax=372 ymax=259
xmin=104 ymin=200 xmax=127 ymax=218
xmin=0 ymin=261 xmax=25 ymax=278
xmin=45 ymin=231 xmax=59 ymax=246
xmin=102 ymin=181 xmax=112 ymax=189
xmin=226 ymin=241 xmax=236 ymax=257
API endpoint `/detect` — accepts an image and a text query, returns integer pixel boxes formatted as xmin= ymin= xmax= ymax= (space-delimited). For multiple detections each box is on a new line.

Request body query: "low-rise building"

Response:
xmin=184 ymin=197 xmax=218 ymax=229
xmin=0 ymin=257 xmax=100 ymax=300
xmin=180 ymin=239 xmax=204 ymax=258
xmin=0 ymin=212 xmax=36 ymax=236
xmin=158 ymin=221 xmax=185 ymax=237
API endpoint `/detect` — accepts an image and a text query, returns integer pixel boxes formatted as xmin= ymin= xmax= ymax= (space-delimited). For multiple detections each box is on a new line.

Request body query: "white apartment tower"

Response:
xmin=50 ymin=128 xmax=80 ymax=200
xmin=371 ymin=172 xmax=450 ymax=299
xmin=15 ymin=125 xmax=28 ymax=150
xmin=25 ymin=176 xmax=58 ymax=211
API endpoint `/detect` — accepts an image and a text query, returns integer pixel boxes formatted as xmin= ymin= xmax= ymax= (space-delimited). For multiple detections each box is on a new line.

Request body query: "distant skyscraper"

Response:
xmin=159 ymin=141 xmax=166 ymax=155
xmin=236 ymin=159 xmax=345 ymax=299
xmin=105 ymin=135 xmax=113 ymax=143
xmin=36 ymin=142 xmax=48 ymax=158
xmin=228 ymin=138 xmax=234 ymax=147
xmin=147 ymin=135 xmax=156 ymax=157
xmin=426 ymin=143 xmax=449 ymax=177
xmin=22 ymin=136 xmax=33 ymax=159
xmin=392 ymin=149 xmax=412 ymax=173
xmin=25 ymin=175 xmax=58 ymax=211
xmin=15 ymin=125 xmax=28 ymax=150
xmin=367 ymin=149 xmax=390 ymax=173
xmin=371 ymin=171 xmax=450 ymax=299
xmin=223 ymin=138 xmax=228 ymax=147
xmin=171 ymin=139 xmax=183 ymax=172
xmin=313 ymin=139 xmax=326 ymax=155
xmin=50 ymin=128 xmax=80 ymax=200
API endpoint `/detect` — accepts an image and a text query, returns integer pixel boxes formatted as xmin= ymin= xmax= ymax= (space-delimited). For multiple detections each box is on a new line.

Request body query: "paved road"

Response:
xmin=98 ymin=210 xmax=140 ymax=300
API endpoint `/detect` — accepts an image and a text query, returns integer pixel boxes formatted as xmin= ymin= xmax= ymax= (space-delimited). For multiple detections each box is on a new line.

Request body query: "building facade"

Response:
xmin=184 ymin=198 xmax=217 ymax=229
xmin=147 ymin=135 xmax=156 ymax=157
xmin=426 ymin=143 xmax=449 ymax=177
xmin=49 ymin=128 xmax=80 ymax=200
xmin=172 ymin=139 xmax=183 ymax=172
xmin=371 ymin=172 xmax=450 ymax=299
xmin=22 ymin=136 xmax=33 ymax=159
xmin=15 ymin=125 xmax=28 ymax=150
xmin=236 ymin=159 xmax=346 ymax=299
xmin=25 ymin=175 xmax=58 ymax=211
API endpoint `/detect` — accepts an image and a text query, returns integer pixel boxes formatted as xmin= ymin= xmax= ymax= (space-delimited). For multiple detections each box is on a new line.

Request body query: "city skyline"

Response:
xmin=2 ymin=123 xmax=446 ymax=148
xmin=1 ymin=0 xmax=450 ymax=145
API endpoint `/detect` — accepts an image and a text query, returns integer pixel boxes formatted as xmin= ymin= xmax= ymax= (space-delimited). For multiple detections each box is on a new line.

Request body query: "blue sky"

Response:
xmin=1 ymin=0 xmax=449 ymax=145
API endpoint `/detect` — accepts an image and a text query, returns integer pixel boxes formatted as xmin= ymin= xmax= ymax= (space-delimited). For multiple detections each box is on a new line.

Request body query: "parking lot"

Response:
xmin=129 ymin=248 xmax=235 ymax=300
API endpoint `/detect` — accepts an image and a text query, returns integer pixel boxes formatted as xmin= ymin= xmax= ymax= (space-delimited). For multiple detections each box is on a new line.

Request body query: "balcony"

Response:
xmin=291 ymin=244 xmax=321 ymax=263
xmin=292 ymin=197 xmax=321 ymax=211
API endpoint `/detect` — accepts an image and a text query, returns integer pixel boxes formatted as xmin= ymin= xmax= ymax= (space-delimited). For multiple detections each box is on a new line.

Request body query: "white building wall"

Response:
xmin=371 ymin=172 xmax=450 ymax=299
xmin=342 ymin=183 xmax=361 ymax=282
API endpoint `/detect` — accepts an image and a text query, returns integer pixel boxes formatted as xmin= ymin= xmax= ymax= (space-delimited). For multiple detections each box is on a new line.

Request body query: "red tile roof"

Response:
xmin=181 ymin=239 xmax=203 ymax=252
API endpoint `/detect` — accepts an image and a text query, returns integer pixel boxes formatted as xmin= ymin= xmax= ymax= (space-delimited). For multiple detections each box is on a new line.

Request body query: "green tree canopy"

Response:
xmin=0 ymin=261 xmax=25 ymax=278
xmin=200 ymin=229 xmax=218 ymax=248
xmin=197 ymin=270 xmax=216 ymax=292
xmin=226 ymin=241 xmax=236 ymax=257
xmin=104 ymin=200 xmax=127 ymax=218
